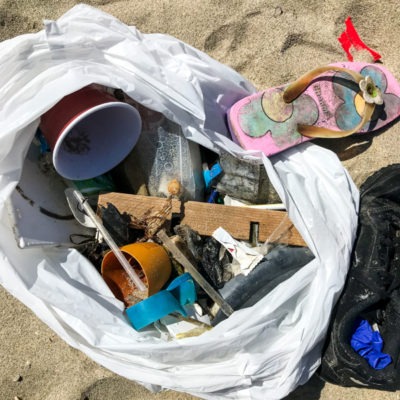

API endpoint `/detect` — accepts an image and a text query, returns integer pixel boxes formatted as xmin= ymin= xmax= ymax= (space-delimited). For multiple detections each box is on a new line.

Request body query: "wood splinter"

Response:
xmin=157 ymin=229 xmax=234 ymax=317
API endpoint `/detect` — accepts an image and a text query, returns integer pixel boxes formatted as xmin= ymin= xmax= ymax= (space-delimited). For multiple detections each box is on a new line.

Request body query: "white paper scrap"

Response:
xmin=212 ymin=227 xmax=264 ymax=275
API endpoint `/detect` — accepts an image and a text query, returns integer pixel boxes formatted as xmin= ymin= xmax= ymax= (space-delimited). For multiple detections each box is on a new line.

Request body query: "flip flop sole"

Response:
xmin=228 ymin=62 xmax=400 ymax=156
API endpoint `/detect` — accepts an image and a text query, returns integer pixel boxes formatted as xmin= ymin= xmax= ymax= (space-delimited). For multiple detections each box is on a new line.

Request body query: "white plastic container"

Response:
xmin=114 ymin=104 xmax=205 ymax=201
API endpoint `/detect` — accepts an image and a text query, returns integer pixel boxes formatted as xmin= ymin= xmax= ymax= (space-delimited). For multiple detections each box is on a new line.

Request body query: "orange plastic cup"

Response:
xmin=101 ymin=242 xmax=172 ymax=306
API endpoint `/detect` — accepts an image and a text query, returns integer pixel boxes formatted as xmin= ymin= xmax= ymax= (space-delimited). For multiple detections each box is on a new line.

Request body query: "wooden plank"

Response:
xmin=182 ymin=201 xmax=305 ymax=246
xmin=97 ymin=192 xmax=306 ymax=247
xmin=97 ymin=192 xmax=181 ymax=218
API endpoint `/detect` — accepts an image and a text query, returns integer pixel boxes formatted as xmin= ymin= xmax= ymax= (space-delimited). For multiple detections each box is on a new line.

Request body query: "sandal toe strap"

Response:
xmin=283 ymin=65 xmax=376 ymax=138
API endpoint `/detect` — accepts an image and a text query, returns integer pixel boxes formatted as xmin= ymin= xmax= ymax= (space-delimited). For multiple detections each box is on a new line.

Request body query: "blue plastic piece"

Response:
xmin=203 ymin=162 xmax=222 ymax=189
xmin=350 ymin=319 xmax=392 ymax=370
xmin=126 ymin=290 xmax=187 ymax=331
xmin=126 ymin=273 xmax=197 ymax=331
xmin=35 ymin=129 xmax=50 ymax=154
xmin=166 ymin=272 xmax=197 ymax=306
xmin=206 ymin=189 xmax=219 ymax=203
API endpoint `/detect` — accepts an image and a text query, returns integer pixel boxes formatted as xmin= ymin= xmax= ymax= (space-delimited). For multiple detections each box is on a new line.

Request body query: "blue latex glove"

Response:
xmin=350 ymin=319 xmax=392 ymax=370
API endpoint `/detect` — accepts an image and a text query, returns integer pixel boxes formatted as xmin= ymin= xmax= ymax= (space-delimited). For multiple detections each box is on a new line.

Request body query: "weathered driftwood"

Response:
xmin=97 ymin=192 xmax=306 ymax=247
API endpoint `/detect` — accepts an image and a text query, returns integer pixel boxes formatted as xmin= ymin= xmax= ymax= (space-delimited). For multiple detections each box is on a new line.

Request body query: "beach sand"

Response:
xmin=0 ymin=1 xmax=399 ymax=399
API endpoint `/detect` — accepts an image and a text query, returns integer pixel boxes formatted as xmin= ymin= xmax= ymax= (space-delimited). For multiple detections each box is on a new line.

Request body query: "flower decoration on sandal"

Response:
xmin=334 ymin=65 xmax=400 ymax=132
xmin=359 ymin=76 xmax=383 ymax=105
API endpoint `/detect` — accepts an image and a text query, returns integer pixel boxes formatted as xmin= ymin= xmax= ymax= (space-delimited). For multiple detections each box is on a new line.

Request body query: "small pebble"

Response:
xmin=274 ymin=6 xmax=283 ymax=16
xmin=14 ymin=396 xmax=22 ymax=400
xmin=25 ymin=361 xmax=31 ymax=369
xmin=13 ymin=374 xmax=22 ymax=382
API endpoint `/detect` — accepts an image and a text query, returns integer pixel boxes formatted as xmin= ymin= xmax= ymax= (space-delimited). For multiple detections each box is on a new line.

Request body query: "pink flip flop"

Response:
xmin=227 ymin=62 xmax=400 ymax=156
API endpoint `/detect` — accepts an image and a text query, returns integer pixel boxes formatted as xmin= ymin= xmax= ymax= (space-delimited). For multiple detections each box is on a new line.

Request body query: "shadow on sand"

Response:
xmin=283 ymin=374 xmax=326 ymax=400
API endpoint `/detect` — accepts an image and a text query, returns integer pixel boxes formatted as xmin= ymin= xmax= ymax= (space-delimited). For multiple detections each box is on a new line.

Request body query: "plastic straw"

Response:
xmin=72 ymin=189 xmax=147 ymax=292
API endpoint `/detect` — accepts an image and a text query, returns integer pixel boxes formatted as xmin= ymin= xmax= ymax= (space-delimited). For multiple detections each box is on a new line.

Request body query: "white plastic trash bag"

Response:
xmin=0 ymin=4 xmax=359 ymax=399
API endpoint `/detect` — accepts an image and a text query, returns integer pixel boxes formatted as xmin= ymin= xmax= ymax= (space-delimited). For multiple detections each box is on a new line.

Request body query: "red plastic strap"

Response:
xmin=338 ymin=17 xmax=382 ymax=62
